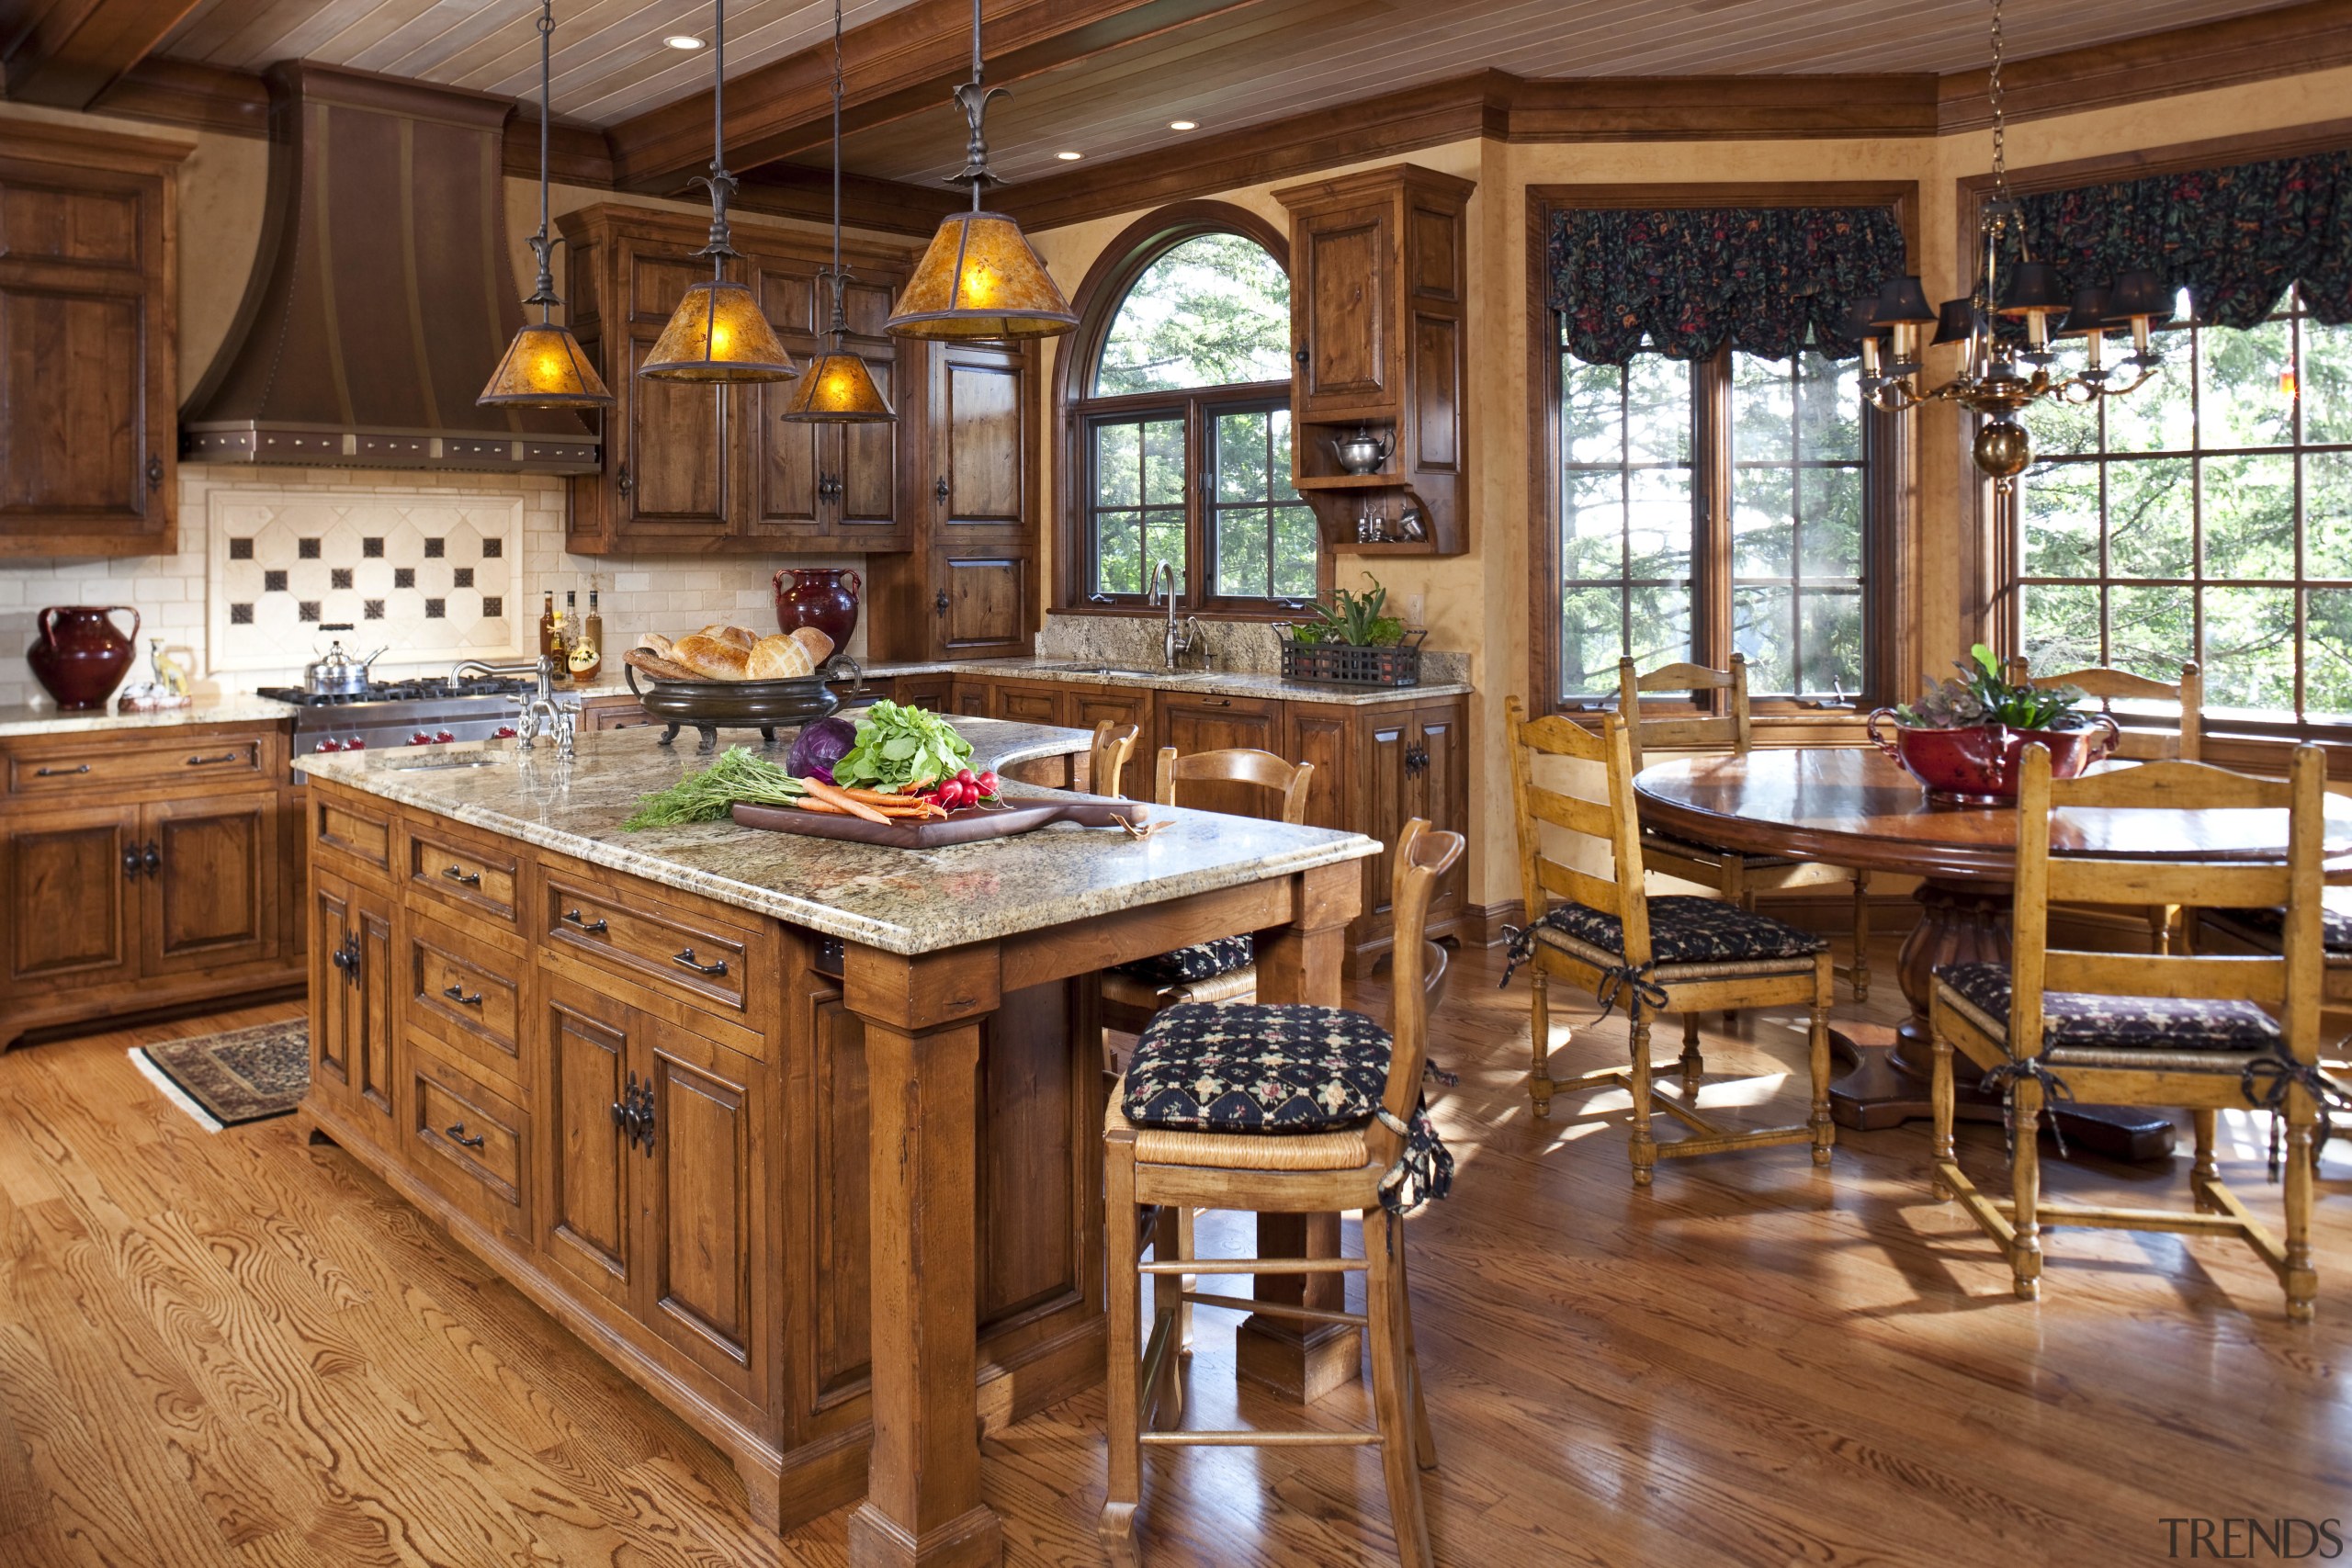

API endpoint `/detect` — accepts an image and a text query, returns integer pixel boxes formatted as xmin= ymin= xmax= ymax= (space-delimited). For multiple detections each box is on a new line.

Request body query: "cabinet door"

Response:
xmin=1294 ymin=199 xmax=1394 ymax=420
xmin=1408 ymin=701 xmax=1466 ymax=919
xmin=990 ymin=681 xmax=1064 ymax=727
xmin=349 ymin=885 xmax=397 ymax=1126
xmin=1284 ymin=705 xmax=1353 ymax=834
xmin=3 ymin=806 xmax=139 ymax=993
xmin=311 ymin=874 xmax=355 ymax=1099
xmin=950 ymin=678 xmax=992 ymax=717
xmin=1070 ymin=687 xmax=1150 ymax=796
xmin=1158 ymin=694 xmax=1285 ymax=818
xmin=931 ymin=343 xmax=1032 ymax=537
xmin=831 ymin=272 xmax=911 ymax=550
xmin=893 ymin=674 xmax=950 ymax=711
xmin=541 ymin=985 xmax=637 ymax=1308
xmin=933 ymin=552 xmax=1032 ymax=658
xmin=1361 ymin=709 xmax=1414 ymax=931
xmin=616 ymin=254 xmax=733 ymax=542
xmin=140 ymin=794 xmax=277 ymax=976
xmin=639 ymin=1024 xmax=765 ymax=1395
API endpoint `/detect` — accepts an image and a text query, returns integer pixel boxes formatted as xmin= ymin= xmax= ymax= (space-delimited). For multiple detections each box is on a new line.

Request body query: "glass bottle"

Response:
xmin=537 ymin=592 xmax=557 ymax=660
xmin=572 ymin=588 xmax=604 ymax=682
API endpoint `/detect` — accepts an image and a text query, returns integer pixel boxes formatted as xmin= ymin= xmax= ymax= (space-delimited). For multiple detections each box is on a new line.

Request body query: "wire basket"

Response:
xmin=1278 ymin=628 xmax=1425 ymax=687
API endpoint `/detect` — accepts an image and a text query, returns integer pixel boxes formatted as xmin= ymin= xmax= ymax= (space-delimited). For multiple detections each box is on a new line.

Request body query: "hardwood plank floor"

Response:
xmin=0 ymin=941 xmax=2344 ymax=1567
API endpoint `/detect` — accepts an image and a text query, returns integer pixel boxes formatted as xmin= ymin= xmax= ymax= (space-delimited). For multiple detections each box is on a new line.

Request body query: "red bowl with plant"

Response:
xmin=1867 ymin=645 xmax=2121 ymax=806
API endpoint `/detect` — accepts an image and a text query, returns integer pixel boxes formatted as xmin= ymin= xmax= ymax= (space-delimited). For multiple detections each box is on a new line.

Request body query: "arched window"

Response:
xmin=1061 ymin=209 xmax=1322 ymax=611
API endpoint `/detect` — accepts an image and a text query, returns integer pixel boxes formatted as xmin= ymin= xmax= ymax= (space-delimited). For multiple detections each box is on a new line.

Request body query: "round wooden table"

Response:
xmin=1634 ymin=748 xmax=2352 ymax=1161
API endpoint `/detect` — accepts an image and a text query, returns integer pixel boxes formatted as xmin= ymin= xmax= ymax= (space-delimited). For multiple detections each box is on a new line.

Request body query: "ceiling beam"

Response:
xmin=4 ymin=0 xmax=208 ymax=109
xmin=607 ymin=0 xmax=1268 ymax=195
xmin=732 ymin=161 xmax=964 ymax=237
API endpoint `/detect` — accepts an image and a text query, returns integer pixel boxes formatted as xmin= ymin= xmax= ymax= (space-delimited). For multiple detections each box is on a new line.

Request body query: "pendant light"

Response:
xmin=479 ymin=0 xmax=614 ymax=408
xmin=885 ymin=0 xmax=1076 ymax=341
xmin=639 ymin=0 xmax=798 ymax=382
xmin=782 ymin=0 xmax=895 ymax=422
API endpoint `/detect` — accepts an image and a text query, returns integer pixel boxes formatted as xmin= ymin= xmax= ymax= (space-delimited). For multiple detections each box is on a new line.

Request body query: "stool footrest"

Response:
xmin=1139 ymin=1258 xmax=1366 ymax=1276
xmin=1140 ymin=1430 xmax=1383 ymax=1449
xmin=1182 ymin=1291 xmax=1366 ymax=1329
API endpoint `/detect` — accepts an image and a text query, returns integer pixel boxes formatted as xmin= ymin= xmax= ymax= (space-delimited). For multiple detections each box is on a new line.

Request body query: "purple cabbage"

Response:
xmin=785 ymin=715 xmax=861 ymax=784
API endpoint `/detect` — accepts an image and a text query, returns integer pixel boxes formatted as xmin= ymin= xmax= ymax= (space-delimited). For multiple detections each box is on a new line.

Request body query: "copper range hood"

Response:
xmin=182 ymin=62 xmax=599 ymax=474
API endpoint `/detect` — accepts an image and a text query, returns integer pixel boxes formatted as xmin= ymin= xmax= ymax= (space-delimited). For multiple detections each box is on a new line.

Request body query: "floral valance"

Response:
xmin=2016 ymin=149 xmax=2352 ymax=330
xmin=1546 ymin=204 xmax=1906 ymax=365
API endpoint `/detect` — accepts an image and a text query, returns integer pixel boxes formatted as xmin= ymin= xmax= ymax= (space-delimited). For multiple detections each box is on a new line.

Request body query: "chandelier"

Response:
xmin=1858 ymin=0 xmax=2173 ymax=489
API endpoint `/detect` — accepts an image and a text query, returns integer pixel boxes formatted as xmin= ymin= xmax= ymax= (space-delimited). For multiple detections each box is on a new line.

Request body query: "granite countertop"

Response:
xmin=837 ymin=657 xmax=1474 ymax=706
xmin=294 ymin=718 xmax=1379 ymax=954
xmin=0 ymin=694 xmax=300 ymax=739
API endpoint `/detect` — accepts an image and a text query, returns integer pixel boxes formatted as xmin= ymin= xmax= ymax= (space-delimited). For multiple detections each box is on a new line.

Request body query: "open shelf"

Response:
xmin=1294 ymin=473 xmax=1404 ymax=491
xmin=1333 ymin=538 xmax=1441 ymax=556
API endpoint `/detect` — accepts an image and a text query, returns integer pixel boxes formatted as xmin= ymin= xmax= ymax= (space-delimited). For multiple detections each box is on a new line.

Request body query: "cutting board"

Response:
xmin=730 ymin=797 xmax=1148 ymax=849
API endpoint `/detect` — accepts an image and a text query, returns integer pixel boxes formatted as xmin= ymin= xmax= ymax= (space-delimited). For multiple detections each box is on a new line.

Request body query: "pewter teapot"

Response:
xmin=1332 ymin=426 xmax=1392 ymax=475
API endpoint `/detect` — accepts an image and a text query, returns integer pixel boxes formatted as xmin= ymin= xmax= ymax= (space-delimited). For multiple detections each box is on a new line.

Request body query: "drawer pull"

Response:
xmin=185 ymin=751 xmax=241 ymax=767
xmin=561 ymin=908 xmax=608 ymax=935
xmin=123 ymin=846 xmax=143 ymax=881
xmin=444 ymin=1122 xmax=486 ymax=1150
xmin=672 ymin=947 xmax=728 ymax=976
xmin=441 ymin=864 xmax=482 ymax=886
xmin=142 ymin=841 xmax=160 ymax=875
xmin=442 ymin=983 xmax=484 ymax=1008
xmin=33 ymin=763 xmax=90 ymax=777
xmin=1200 ymin=698 xmax=1231 ymax=708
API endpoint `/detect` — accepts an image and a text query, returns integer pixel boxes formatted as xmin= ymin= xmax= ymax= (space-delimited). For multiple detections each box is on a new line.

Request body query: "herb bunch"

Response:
xmin=622 ymin=748 xmax=808 ymax=829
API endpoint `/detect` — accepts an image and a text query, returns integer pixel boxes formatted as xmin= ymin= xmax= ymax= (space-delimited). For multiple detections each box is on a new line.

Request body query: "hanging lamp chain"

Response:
xmin=820 ymin=0 xmax=852 ymax=343
xmin=691 ymin=0 xmax=741 ymax=265
xmin=946 ymin=0 xmax=1007 ymax=208
xmin=1987 ymin=0 xmax=2007 ymax=200
xmin=523 ymin=0 xmax=560 ymax=313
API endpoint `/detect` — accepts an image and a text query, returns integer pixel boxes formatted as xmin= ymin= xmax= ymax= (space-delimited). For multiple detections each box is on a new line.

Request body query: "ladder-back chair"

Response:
xmin=1090 ymin=719 xmax=1141 ymax=799
xmin=1504 ymin=697 xmax=1835 ymax=1184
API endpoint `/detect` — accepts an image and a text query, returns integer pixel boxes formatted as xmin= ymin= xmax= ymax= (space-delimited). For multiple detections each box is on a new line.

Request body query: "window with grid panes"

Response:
xmin=2014 ymin=286 xmax=2352 ymax=722
xmin=1076 ymin=231 xmax=1322 ymax=608
xmin=1558 ymin=340 xmax=1871 ymax=703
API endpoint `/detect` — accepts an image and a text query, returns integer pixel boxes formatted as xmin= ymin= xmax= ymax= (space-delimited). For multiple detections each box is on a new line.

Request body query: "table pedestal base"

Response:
xmin=1826 ymin=878 xmax=2177 ymax=1163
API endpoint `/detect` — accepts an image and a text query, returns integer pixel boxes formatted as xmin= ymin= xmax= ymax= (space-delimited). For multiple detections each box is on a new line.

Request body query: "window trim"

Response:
xmin=1524 ymin=181 xmax=1921 ymax=718
xmin=1054 ymin=201 xmax=1326 ymax=618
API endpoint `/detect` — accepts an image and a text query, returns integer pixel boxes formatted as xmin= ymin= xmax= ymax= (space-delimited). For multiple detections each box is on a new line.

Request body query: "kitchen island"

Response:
xmin=293 ymin=717 xmax=1379 ymax=1566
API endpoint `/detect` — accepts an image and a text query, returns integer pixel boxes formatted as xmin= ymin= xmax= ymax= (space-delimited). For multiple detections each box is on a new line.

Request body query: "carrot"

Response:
xmin=838 ymin=786 xmax=919 ymax=805
xmin=799 ymin=776 xmax=890 ymax=824
xmin=795 ymin=798 xmax=852 ymax=815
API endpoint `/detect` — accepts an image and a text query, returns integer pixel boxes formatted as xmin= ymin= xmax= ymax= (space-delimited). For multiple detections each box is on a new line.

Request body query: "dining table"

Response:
xmin=1633 ymin=746 xmax=2352 ymax=1161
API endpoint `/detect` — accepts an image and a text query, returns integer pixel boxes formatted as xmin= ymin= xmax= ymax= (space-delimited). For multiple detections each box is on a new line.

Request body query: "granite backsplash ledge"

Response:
xmin=1033 ymin=613 xmax=1466 ymax=683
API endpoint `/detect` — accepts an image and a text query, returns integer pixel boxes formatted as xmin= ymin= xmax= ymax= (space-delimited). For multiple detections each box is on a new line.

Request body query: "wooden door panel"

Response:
xmin=623 ymin=335 xmax=728 ymax=536
xmin=1412 ymin=703 xmax=1466 ymax=918
xmin=977 ymin=981 xmax=1080 ymax=1327
xmin=1159 ymin=696 xmax=1284 ymax=820
xmin=1297 ymin=205 xmax=1389 ymax=414
xmin=936 ymin=555 xmax=1028 ymax=657
xmin=142 ymin=795 xmax=277 ymax=975
xmin=1285 ymin=707 xmax=1353 ymax=834
xmin=808 ymin=992 xmax=871 ymax=1404
xmin=642 ymin=1032 xmax=761 ymax=1392
xmin=0 ymin=178 xmax=141 ymax=267
xmin=543 ymin=993 xmax=634 ymax=1306
xmin=0 ymin=287 xmax=142 ymax=523
xmin=352 ymin=891 xmax=396 ymax=1124
xmin=989 ymin=682 xmax=1063 ymax=727
xmin=2 ymin=807 xmax=135 ymax=989
xmin=753 ymin=412 xmax=825 ymax=540
xmin=937 ymin=345 xmax=1028 ymax=531
xmin=1363 ymin=713 xmax=1412 ymax=927
xmin=311 ymin=877 xmax=353 ymax=1095
xmin=834 ymin=353 xmax=906 ymax=547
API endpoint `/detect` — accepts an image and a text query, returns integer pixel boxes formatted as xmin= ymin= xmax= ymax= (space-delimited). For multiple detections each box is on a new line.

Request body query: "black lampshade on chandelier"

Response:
xmin=1857 ymin=0 xmax=2172 ymax=487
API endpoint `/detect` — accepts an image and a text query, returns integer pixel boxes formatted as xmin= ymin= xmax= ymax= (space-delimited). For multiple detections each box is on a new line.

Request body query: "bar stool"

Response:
xmin=1101 ymin=818 xmax=1463 ymax=1568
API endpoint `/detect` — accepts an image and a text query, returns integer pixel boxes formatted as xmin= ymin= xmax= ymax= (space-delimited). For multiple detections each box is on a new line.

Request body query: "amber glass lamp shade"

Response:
xmin=780 ymin=351 xmax=895 ymax=422
xmin=479 ymin=321 xmax=614 ymax=408
xmin=888 ymin=211 xmax=1076 ymax=340
xmin=642 ymin=278 xmax=799 ymax=381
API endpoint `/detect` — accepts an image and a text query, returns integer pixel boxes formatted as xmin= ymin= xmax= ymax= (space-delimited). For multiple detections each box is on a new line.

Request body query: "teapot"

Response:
xmin=303 ymin=625 xmax=389 ymax=696
xmin=1332 ymin=426 xmax=1392 ymax=475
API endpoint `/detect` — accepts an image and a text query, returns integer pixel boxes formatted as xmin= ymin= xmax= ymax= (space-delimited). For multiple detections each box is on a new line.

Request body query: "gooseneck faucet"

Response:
xmin=1146 ymin=560 xmax=1199 ymax=671
xmin=450 ymin=655 xmax=575 ymax=758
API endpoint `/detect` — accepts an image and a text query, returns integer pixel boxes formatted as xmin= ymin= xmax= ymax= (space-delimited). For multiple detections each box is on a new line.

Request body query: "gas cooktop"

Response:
xmin=257 ymin=676 xmax=537 ymax=705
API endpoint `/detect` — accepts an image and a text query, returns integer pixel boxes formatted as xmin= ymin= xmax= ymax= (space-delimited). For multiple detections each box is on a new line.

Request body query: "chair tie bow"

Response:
xmin=1374 ymin=1104 xmax=1453 ymax=1217
xmin=1590 ymin=962 xmax=1671 ymax=1024
xmin=2238 ymin=1055 xmax=2349 ymax=1180
xmin=1979 ymin=1057 xmax=2076 ymax=1159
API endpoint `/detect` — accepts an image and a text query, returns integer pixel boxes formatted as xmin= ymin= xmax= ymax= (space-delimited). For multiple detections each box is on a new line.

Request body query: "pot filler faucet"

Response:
xmin=450 ymin=656 xmax=575 ymax=758
xmin=1146 ymin=560 xmax=1201 ymax=671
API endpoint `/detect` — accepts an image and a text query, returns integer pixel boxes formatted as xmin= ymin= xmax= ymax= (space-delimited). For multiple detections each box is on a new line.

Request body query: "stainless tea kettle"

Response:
xmin=304 ymin=624 xmax=389 ymax=695
xmin=1332 ymin=426 xmax=1393 ymax=475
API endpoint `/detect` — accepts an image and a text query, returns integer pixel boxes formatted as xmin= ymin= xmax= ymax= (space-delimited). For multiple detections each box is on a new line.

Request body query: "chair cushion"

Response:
xmin=1935 ymin=962 xmax=2281 ymax=1057
xmin=1114 ymin=934 xmax=1255 ymax=989
xmin=1533 ymin=896 xmax=1827 ymax=966
xmin=2199 ymin=904 xmax=2352 ymax=959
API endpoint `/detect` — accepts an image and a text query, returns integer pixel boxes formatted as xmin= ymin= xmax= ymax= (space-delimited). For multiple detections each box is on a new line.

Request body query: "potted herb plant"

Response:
xmin=1867 ymin=644 xmax=2120 ymax=805
xmin=1279 ymin=574 xmax=1424 ymax=687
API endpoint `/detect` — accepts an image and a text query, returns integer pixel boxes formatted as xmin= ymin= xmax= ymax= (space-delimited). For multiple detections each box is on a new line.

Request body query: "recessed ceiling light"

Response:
xmin=1056 ymin=150 xmax=1082 ymax=161
xmin=1169 ymin=119 xmax=1197 ymax=131
xmin=663 ymin=33 xmax=706 ymax=49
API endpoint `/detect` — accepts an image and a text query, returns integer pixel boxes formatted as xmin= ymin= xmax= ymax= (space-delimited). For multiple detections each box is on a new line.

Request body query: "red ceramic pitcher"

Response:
xmin=26 ymin=605 xmax=140 ymax=711
xmin=773 ymin=567 xmax=860 ymax=653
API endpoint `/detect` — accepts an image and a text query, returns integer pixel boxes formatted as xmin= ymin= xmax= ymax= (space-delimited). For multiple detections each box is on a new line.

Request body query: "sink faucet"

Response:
xmin=451 ymin=656 xmax=574 ymax=758
xmin=1147 ymin=561 xmax=1200 ymax=671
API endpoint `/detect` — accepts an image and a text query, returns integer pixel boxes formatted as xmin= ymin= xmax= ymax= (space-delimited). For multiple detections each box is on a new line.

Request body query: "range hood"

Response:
xmin=183 ymin=62 xmax=598 ymax=474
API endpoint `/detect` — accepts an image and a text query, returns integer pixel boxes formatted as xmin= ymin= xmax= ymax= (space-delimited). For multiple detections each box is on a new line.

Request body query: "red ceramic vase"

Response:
xmin=26 ymin=605 xmax=140 ymax=712
xmin=1867 ymin=709 xmax=2122 ymax=806
xmin=773 ymin=567 xmax=860 ymax=654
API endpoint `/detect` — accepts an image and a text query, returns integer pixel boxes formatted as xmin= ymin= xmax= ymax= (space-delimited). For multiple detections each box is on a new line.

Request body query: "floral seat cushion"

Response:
xmin=2200 ymin=904 xmax=2352 ymax=959
xmin=1114 ymin=934 xmax=1255 ymax=989
xmin=1532 ymin=895 xmax=1827 ymax=967
xmin=1935 ymin=961 xmax=2281 ymax=1055
xmin=1121 ymin=1000 xmax=1452 ymax=1215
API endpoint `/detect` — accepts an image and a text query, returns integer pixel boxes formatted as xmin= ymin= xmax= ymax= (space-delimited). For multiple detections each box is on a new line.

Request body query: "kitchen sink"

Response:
xmin=383 ymin=754 xmax=507 ymax=771
xmin=1042 ymin=663 xmax=1179 ymax=680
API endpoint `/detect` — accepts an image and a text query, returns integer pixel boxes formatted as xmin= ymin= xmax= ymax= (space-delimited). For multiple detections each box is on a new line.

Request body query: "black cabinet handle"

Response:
xmin=614 ymin=1073 xmax=657 ymax=1154
xmin=933 ymin=475 xmax=950 ymax=502
xmin=444 ymin=1122 xmax=486 ymax=1150
xmin=1295 ymin=344 xmax=1310 ymax=365
xmin=186 ymin=751 xmax=240 ymax=767
xmin=147 ymin=454 xmax=164 ymax=491
xmin=933 ymin=590 xmax=950 ymax=616
xmin=616 ymin=462 xmax=633 ymax=499
xmin=1405 ymin=744 xmax=1430 ymax=774
xmin=442 ymin=864 xmax=482 ymax=886
xmin=332 ymin=932 xmax=361 ymax=987
xmin=142 ymin=841 xmax=160 ymax=874
xmin=1200 ymin=697 xmax=1231 ymax=708
xmin=33 ymin=763 xmax=90 ymax=777
xmin=673 ymin=947 xmax=727 ymax=976
xmin=442 ymin=983 xmax=484 ymax=1008
xmin=635 ymin=1079 xmax=656 ymax=1156
xmin=561 ymin=908 xmax=607 ymax=935
xmin=123 ymin=846 xmax=142 ymax=880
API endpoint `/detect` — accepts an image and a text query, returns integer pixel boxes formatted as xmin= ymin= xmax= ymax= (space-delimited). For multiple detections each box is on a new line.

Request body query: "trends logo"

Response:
xmin=2161 ymin=1519 xmax=2346 ymax=1559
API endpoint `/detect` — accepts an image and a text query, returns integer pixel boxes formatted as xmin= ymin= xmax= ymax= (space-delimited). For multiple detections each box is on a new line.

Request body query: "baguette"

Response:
xmin=624 ymin=647 xmax=700 ymax=682
xmin=748 ymin=633 xmax=815 ymax=681
xmin=673 ymin=633 xmax=752 ymax=681
xmin=786 ymin=626 xmax=835 ymax=666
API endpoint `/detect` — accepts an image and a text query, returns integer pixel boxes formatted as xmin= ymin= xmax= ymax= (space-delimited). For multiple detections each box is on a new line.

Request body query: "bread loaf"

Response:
xmin=748 ymin=633 xmax=815 ymax=681
xmin=696 ymin=624 xmax=757 ymax=652
xmin=635 ymin=631 xmax=674 ymax=658
xmin=786 ymin=626 xmax=834 ymax=666
xmin=624 ymin=647 xmax=699 ymax=682
xmin=673 ymin=633 xmax=752 ymax=681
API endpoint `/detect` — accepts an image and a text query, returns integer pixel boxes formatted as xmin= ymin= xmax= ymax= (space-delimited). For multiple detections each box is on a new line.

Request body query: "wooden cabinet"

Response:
xmin=141 ymin=793 xmax=279 ymax=976
xmin=1273 ymin=164 xmax=1473 ymax=558
xmin=0 ymin=121 xmax=187 ymax=558
xmin=989 ymin=679 xmax=1065 ymax=727
xmin=559 ymin=204 xmax=919 ymax=557
xmin=1 ymin=803 xmax=139 ymax=995
xmin=1290 ymin=695 xmax=1468 ymax=967
xmin=311 ymin=867 xmax=395 ymax=1128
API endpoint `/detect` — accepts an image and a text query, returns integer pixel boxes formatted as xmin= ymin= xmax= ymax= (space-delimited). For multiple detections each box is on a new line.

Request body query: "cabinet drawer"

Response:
xmin=403 ymin=817 xmax=523 ymax=932
xmin=541 ymin=872 xmax=757 ymax=1022
xmin=311 ymin=787 xmax=394 ymax=875
xmin=6 ymin=732 xmax=270 ymax=798
xmin=405 ymin=920 xmax=524 ymax=1084
xmin=408 ymin=1039 xmax=530 ymax=1237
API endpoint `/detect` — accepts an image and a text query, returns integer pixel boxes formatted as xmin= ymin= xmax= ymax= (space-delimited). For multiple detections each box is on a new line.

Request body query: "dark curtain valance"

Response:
xmin=2016 ymin=150 xmax=2352 ymax=330
xmin=1546 ymin=204 xmax=1906 ymax=365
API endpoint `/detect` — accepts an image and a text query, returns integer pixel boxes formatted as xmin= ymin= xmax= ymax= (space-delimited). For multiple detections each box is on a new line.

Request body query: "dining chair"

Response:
xmin=1102 ymin=818 xmax=1462 ymax=1568
xmin=1928 ymin=742 xmax=2327 ymax=1321
xmin=1616 ymin=654 xmax=1870 ymax=1082
xmin=1090 ymin=719 xmax=1141 ymax=799
xmin=1503 ymin=697 xmax=1835 ymax=1184
xmin=2008 ymin=656 xmax=2202 ymax=951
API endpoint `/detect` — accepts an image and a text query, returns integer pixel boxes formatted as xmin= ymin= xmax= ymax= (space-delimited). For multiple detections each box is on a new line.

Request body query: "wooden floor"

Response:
xmin=1 ymin=937 xmax=2346 ymax=1567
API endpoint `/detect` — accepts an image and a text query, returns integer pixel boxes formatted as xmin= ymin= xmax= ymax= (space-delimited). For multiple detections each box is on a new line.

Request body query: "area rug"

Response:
xmin=132 ymin=1021 xmax=310 ymax=1131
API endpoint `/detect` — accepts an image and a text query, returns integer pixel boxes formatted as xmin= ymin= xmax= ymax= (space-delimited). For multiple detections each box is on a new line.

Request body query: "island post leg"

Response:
xmin=843 ymin=943 xmax=1005 ymax=1568
xmin=1238 ymin=860 xmax=1363 ymax=1403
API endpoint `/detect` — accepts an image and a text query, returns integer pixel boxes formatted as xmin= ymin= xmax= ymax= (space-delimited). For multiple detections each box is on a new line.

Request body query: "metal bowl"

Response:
xmin=624 ymin=663 xmax=843 ymax=751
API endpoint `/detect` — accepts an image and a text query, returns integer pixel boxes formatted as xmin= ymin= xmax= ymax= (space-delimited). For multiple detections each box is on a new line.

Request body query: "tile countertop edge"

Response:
xmin=0 ymin=696 xmax=300 ymax=738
